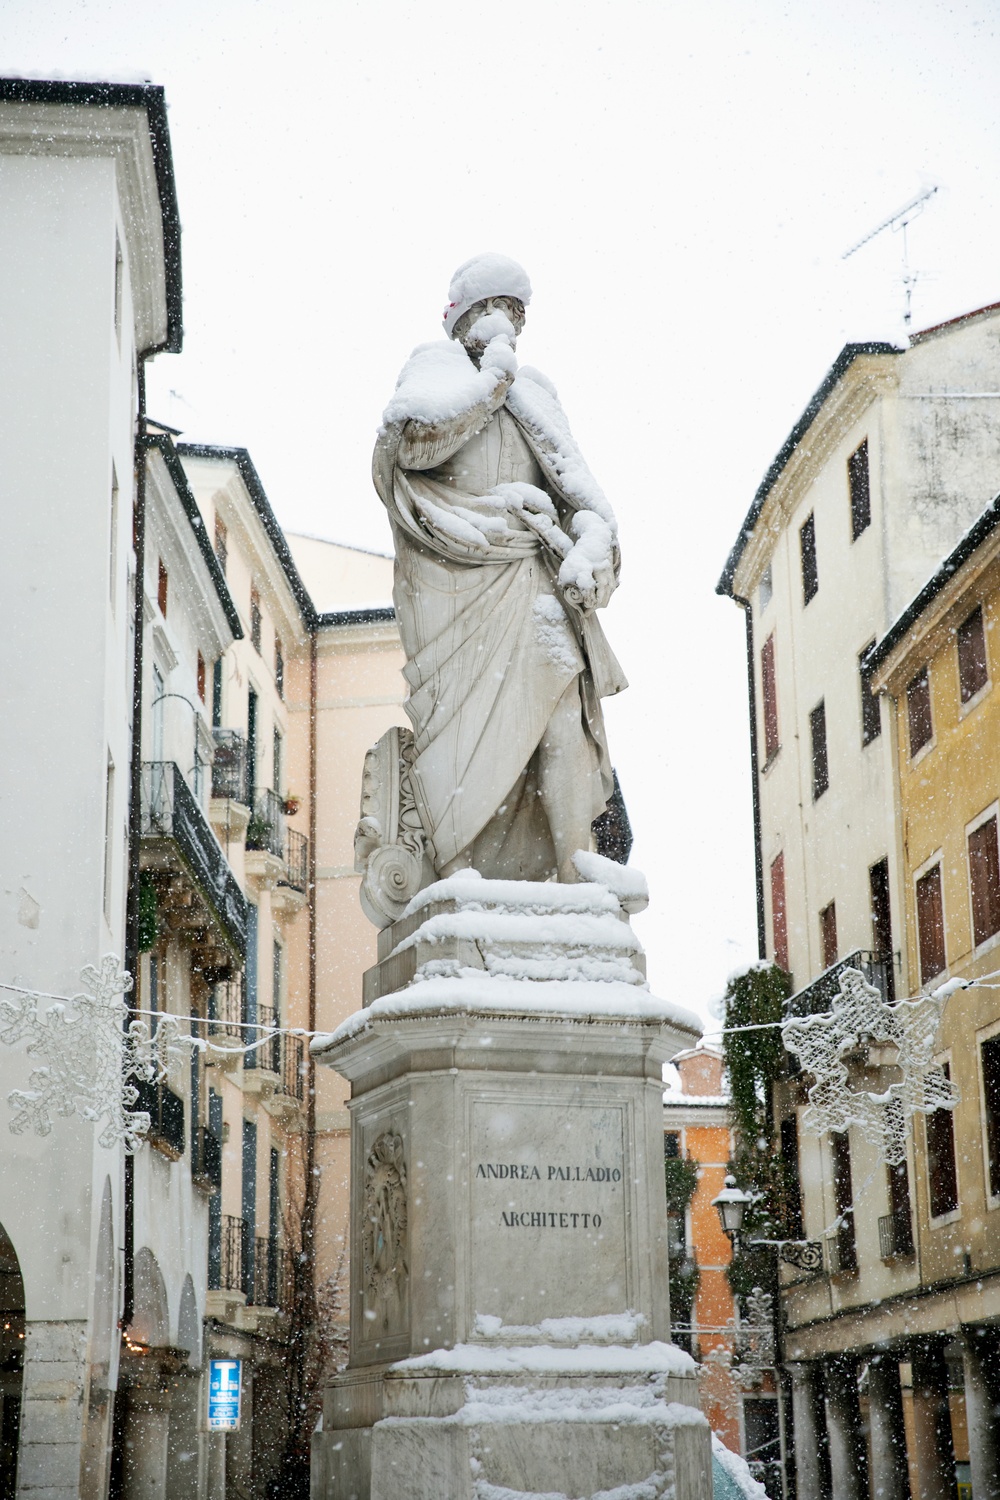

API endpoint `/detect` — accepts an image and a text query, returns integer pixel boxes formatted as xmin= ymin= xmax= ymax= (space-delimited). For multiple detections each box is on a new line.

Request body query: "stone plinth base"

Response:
xmin=312 ymin=1345 xmax=710 ymax=1500
xmin=311 ymin=871 xmax=710 ymax=1499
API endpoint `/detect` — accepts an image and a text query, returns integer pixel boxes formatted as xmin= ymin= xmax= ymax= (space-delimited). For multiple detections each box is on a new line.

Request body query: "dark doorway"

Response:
xmin=0 ymin=1225 xmax=25 ymax=1500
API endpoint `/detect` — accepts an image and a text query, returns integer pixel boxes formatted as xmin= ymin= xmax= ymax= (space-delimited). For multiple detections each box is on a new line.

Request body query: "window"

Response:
xmin=927 ymin=1062 xmax=958 ymax=1218
xmin=969 ymin=814 xmax=1000 ymax=947
xmin=907 ymin=667 xmax=933 ymax=756
xmin=212 ymin=659 xmax=222 ymax=728
xmin=780 ymin=1114 xmax=804 ymax=1239
xmin=958 ymin=605 xmax=989 ymax=704
xmin=848 ymin=439 xmax=871 ymax=540
xmin=664 ymin=1132 xmax=680 ymax=1159
xmin=810 ymin=700 xmax=829 ymax=799
xmin=114 ymin=234 xmax=123 ymax=345
xmin=157 ymin=558 xmax=168 ymax=616
xmin=916 ymin=864 xmax=946 ymax=983
xmin=887 ymin=1159 xmax=914 ymax=1255
xmin=982 ymin=1034 xmax=1000 ymax=1199
xmin=109 ymin=465 xmax=118 ymax=611
xmin=831 ymin=1131 xmax=857 ymax=1271
xmin=103 ymin=755 xmax=115 ymax=922
xmin=770 ymin=852 xmax=789 ymax=973
xmin=197 ymin=652 xmax=206 ymax=704
xmin=247 ymin=689 xmax=258 ymax=792
xmin=250 ymin=586 xmax=262 ymax=653
xmin=214 ymin=516 xmax=228 ymax=575
xmin=241 ymin=1118 xmax=257 ymax=1299
xmin=275 ymin=638 xmax=284 ymax=700
xmin=761 ymin=633 xmax=779 ymax=763
xmin=759 ymin=564 xmax=773 ymax=612
xmin=859 ymin=643 xmax=881 ymax=745
xmin=869 ymin=857 xmax=896 ymax=1002
xmin=820 ymin=902 xmax=838 ymax=970
xmin=273 ymin=939 xmax=283 ymax=1016
xmin=800 ymin=513 xmax=818 ymax=604
xmin=273 ymin=728 xmax=283 ymax=796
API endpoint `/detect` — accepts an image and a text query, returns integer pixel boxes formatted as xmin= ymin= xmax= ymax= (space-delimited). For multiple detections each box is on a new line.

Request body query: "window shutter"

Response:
xmin=810 ymin=701 xmax=829 ymax=799
xmin=820 ymin=902 xmax=838 ymax=970
xmin=800 ymin=513 xmax=818 ymax=604
xmin=927 ymin=1062 xmax=958 ymax=1218
xmin=982 ymin=1037 xmax=1000 ymax=1200
xmin=969 ymin=815 xmax=1000 ymax=947
xmin=848 ymin=439 xmax=871 ymax=540
xmin=761 ymin=634 xmax=779 ymax=762
xmin=916 ymin=864 xmax=946 ymax=983
xmin=770 ymin=853 xmax=789 ymax=974
xmin=907 ymin=668 xmax=933 ymax=756
xmin=957 ymin=605 xmax=989 ymax=703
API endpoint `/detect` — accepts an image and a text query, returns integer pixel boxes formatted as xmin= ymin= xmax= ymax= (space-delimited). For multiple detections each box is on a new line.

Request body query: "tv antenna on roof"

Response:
xmin=842 ymin=184 xmax=939 ymax=328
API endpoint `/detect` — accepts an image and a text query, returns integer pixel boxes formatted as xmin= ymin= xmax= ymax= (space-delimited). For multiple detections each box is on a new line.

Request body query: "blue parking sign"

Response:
xmin=208 ymin=1358 xmax=242 ymax=1430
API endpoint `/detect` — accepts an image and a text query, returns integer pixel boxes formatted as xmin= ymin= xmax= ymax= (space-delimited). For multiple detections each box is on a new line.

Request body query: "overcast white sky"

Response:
xmin=6 ymin=0 xmax=1000 ymax=1021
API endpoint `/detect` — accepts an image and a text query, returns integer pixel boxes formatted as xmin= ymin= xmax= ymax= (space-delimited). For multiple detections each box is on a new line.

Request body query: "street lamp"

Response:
xmin=712 ymin=1176 xmax=824 ymax=1272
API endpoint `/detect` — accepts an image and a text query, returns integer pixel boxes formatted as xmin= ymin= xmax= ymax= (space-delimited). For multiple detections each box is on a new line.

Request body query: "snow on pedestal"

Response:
xmin=310 ymin=871 xmax=712 ymax=1500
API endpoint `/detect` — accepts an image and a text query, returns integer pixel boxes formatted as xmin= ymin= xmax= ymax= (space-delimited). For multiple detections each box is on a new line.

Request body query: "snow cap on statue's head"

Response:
xmin=442 ymin=253 xmax=532 ymax=337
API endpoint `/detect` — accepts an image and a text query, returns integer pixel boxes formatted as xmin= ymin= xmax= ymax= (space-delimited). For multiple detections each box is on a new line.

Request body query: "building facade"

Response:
xmin=718 ymin=304 xmax=1000 ymax=1500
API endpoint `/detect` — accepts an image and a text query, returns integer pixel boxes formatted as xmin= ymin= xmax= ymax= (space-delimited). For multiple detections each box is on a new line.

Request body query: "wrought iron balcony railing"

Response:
xmin=209 ymin=974 xmax=245 ymax=1042
xmin=246 ymin=788 xmax=285 ymax=859
xmin=193 ymin=1126 xmax=222 ymax=1191
xmin=284 ymin=828 xmax=308 ymax=892
xmin=785 ymin=949 xmax=892 ymax=1020
xmin=278 ymin=1035 xmax=306 ymax=1102
xmin=211 ymin=728 xmax=250 ymax=805
xmin=210 ymin=1214 xmax=243 ymax=1293
xmin=245 ymin=1003 xmax=280 ymax=1074
xmin=878 ymin=1211 xmax=915 ymax=1261
xmin=141 ymin=761 xmax=247 ymax=959
xmin=134 ymin=1077 xmax=186 ymax=1159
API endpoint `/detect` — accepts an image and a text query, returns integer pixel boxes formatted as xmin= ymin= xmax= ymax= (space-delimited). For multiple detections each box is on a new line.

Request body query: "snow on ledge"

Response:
xmin=404 ymin=871 xmax=623 ymax=918
xmin=312 ymin=973 xmax=703 ymax=1054
xmin=391 ymin=1338 xmax=698 ymax=1380
xmin=472 ymin=1312 xmax=646 ymax=1345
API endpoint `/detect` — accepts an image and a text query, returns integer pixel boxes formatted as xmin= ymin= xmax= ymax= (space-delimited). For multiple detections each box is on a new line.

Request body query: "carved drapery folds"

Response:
xmin=362 ymin=1132 xmax=408 ymax=1323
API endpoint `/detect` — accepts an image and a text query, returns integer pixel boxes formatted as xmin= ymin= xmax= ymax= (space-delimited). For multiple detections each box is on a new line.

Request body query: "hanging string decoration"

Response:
xmin=0 ymin=955 xmax=184 ymax=1153
xmin=782 ymin=966 xmax=958 ymax=1166
xmin=700 ymin=1286 xmax=775 ymax=1393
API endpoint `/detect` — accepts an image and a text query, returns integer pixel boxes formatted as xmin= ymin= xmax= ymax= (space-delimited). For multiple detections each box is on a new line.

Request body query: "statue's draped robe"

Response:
xmin=373 ymin=354 xmax=626 ymax=879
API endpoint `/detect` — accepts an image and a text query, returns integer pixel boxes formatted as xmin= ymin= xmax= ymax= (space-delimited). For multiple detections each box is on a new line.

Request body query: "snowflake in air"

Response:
xmin=782 ymin=966 xmax=958 ymax=1166
xmin=0 ymin=955 xmax=183 ymax=1153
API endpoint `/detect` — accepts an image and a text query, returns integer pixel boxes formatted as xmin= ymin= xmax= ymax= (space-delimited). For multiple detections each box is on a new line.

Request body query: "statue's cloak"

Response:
xmin=373 ymin=340 xmax=627 ymax=875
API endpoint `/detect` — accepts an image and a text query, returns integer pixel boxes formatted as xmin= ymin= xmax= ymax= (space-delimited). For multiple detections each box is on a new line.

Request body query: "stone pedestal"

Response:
xmin=310 ymin=874 xmax=711 ymax=1500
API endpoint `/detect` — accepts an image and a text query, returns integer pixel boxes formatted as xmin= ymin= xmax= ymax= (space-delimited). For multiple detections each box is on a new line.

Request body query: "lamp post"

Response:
xmin=711 ymin=1176 xmax=824 ymax=1272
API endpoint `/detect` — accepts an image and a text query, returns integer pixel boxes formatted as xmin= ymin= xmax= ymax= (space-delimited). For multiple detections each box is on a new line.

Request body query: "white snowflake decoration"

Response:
xmin=0 ymin=955 xmax=184 ymax=1153
xmin=782 ymin=966 xmax=958 ymax=1166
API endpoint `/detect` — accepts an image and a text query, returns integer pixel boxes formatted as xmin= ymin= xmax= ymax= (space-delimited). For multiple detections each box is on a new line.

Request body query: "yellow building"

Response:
xmin=864 ymin=492 xmax=1000 ymax=1500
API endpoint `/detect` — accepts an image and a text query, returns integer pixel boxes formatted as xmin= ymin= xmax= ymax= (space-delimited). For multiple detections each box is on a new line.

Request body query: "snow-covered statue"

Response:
xmin=358 ymin=254 xmax=627 ymax=926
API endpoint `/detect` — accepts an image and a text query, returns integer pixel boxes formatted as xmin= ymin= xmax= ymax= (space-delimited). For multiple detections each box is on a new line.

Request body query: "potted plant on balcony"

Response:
xmin=282 ymin=792 xmax=301 ymax=817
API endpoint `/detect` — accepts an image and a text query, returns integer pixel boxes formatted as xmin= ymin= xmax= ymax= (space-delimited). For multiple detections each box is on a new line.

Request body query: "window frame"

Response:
xmin=820 ymin=901 xmax=838 ymax=971
xmin=906 ymin=666 xmax=934 ymax=761
xmin=809 ymin=699 xmax=829 ymax=801
xmin=967 ymin=802 xmax=1000 ymax=954
xmin=926 ymin=1053 xmax=960 ymax=1225
xmin=914 ymin=852 xmax=947 ymax=986
xmin=859 ymin=641 xmax=881 ymax=746
xmin=957 ymin=603 xmax=990 ymax=714
xmin=800 ymin=512 xmax=818 ymax=606
xmin=758 ymin=563 xmax=773 ymax=614
xmin=770 ymin=851 xmax=789 ymax=974
xmin=848 ymin=438 xmax=871 ymax=541
xmin=978 ymin=1018 xmax=1000 ymax=1210
xmin=761 ymin=632 xmax=780 ymax=766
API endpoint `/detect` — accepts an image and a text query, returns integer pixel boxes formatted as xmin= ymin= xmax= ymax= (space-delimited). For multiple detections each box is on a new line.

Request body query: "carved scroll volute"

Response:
xmin=354 ymin=726 xmax=428 ymax=928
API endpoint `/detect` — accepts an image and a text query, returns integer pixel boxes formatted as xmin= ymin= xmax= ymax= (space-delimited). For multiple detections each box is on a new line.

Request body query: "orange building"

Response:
xmin=664 ymin=1047 xmax=774 ymax=1470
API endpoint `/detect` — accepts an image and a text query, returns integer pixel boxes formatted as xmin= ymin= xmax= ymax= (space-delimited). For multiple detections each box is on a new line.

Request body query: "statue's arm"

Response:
xmin=396 ymin=368 xmax=512 ymax=472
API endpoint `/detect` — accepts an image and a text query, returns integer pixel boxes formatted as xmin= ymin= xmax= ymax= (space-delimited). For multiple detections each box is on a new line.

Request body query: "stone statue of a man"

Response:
xmin=372 ymin=253 xmax=626 ymax=884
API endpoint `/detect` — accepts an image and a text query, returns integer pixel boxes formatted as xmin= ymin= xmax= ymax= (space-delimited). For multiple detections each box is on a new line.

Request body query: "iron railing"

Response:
xmin=878 ymin=1211 xmax=915 ymax=1261
xmin=785 ymin=950 xmax=892 ymax=1020
xmin=211 ymin=729 xmax=249 ymax=805
xmin=246 ymin=788 xmax=285 ymax=859
xmin=209 ymin=974 xmax=245 ymax=1043
xmin=279 ymin=1035 xmax=305 ymax=1102
xmin=212 ymin=1214 xmax=243 ymax=1292
xmin=284 ymin=828 xmax=308 ymax=892
xmin=134 ymin=1077 xmax=186 ymax=1158
xmin=246 ymin=1003 xmax=279 ymax=1074
xmin=141 ymin=761 xmax=247 ymax=958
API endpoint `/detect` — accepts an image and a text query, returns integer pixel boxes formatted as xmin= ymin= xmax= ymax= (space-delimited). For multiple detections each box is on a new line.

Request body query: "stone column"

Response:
xmin=118 ymin=1349 xmax=184 ymax=1500
xmin=866 ymin=1352 xmax=910 ymax=1500
xmin=908 ymin=1343 xmax=956 ymax=1500
xmin=960 ymin=1327 xmax=1000 ymax=1500
xmin=824 ymin=1355 xmax=869 ymax=1500
xmin=787 ymin=1361 xmax=827 ymax=1500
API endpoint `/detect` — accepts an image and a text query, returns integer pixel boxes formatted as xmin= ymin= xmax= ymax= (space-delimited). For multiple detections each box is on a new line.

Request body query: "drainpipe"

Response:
xmin=733 ymin=592 xmax=766 ymax=959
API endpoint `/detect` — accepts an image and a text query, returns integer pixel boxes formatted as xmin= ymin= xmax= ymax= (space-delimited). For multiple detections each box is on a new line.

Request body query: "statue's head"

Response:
xmin=443 ymin=253 xmax=531 ymax=353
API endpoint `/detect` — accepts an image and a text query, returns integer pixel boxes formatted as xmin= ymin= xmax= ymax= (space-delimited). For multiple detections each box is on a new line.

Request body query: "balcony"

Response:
xmin=245 ymin=1002 xmax=280 ymax=1086
xmin=878 ymin=1211 xmax=915 ymax=1261
xmin=193 ymin=1125 xmax=222 ymax=1192
xmin=245 ymin=789 xmax=309 ymax=909
xmin=134 ymin=1077 xmax=186 ymax=1160
xmin=785 ymin=949 xmax=892 ymax=1020
xmin=210 ymin=1214 xmax=244 ymax=1293
xmin=285 ymin=828 xmax=308 ymax=893
xmin=207 ymin=975 xmax=246 ymax=1071
xmin=211 ymin=729 xmax=249 ymax=805
xmin=246 ymin=788 xmax=285 ymax=857
xmin=263 ymin=1034 xmax=306 ymax=1123
xmin=141 ymin=761 xmax=247 ymax=968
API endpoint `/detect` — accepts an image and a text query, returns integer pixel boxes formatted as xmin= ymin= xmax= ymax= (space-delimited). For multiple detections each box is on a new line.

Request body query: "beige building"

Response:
xmin=718 ymin=303 xmax=1000 ymax=1500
